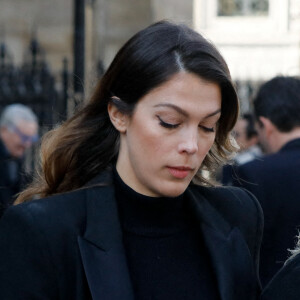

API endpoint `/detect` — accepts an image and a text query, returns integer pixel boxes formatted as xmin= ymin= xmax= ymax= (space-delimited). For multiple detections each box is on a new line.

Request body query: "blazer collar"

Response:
xmin=83 ymin=185 xmax=121 ymax=251
xmin=187 ymin=186 xmax=257 ymax=300
xmin=78 ymin=177 xmax=134 ymax=300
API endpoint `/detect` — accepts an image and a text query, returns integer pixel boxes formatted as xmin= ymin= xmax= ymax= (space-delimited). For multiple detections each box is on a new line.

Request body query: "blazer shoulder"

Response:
xmin=195 ymin=185 xmax=262 ymax=213
xmin=13 ymin=187 xmax=87 ymax=216
xmin=0 ymin=186 xmax=95 ymax=238
xmin=191 ymin=184 xmax=263 ymax=233
xmin=1 ymin=183 xmax=113 ymax=231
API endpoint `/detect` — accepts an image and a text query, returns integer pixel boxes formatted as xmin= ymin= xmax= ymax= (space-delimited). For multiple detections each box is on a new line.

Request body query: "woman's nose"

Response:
xmin=178 ymin=131 xmax=198 ymax=154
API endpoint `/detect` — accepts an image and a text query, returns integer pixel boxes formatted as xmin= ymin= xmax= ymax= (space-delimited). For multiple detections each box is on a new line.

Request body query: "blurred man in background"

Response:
xmin=232 ymin=76 xmax=300 ymax=287
xmin=221 ymin=113 xmax=262 ymax=185
xmin=0 ymin=104 xmax=38 ymax=217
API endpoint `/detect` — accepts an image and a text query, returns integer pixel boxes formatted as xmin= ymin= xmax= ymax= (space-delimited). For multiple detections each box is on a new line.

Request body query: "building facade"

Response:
xmin=194 ymin=0 xmax=300 ymax=110
xmin=1 ymin=0 xmax=300 ymax=109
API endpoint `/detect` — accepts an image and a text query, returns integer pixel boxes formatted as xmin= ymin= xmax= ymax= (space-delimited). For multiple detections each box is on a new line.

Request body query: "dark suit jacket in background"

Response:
xmin=232 ymin=138 xmax=300 ymax=287
xmin=0 ymin=171 xmax=263 ymax=300
xmin=261 ymin=253 xmax=300 ymax=300
xmin=0 ymin=139 xmax=23 ymax=218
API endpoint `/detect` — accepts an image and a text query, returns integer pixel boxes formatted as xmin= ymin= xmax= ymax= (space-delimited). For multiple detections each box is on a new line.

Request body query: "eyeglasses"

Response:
xmin=8 ymin=125 xmax=39 ymax=144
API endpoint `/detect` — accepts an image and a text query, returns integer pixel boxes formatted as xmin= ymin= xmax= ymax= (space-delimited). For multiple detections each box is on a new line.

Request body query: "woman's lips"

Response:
xmin=167 ymin=167 xmax=192 ymax=179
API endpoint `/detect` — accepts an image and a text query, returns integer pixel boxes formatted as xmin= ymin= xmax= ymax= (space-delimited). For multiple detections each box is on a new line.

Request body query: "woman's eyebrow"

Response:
xmin=153 ymin=103 xmax=188 ymax=117
xmin=154 ymin=103 xmax=221 ymax=119
xmin=204 ymin=109 xmax=221 ymax=119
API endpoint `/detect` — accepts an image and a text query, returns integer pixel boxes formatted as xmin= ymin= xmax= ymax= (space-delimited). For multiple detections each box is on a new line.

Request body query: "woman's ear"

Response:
xmin=107 ymin=100 xmax=128 ymax=133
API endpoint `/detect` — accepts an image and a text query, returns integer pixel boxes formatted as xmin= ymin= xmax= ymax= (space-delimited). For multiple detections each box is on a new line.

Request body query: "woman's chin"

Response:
xmin=156 ymin=182 xmax=189 ymax=198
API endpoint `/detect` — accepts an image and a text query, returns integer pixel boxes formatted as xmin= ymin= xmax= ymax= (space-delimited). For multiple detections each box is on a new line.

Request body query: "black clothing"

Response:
xmin=0 ymin=170 xmax=263 ymax=300
xmin=220 ymin=146 xmax=262 ymax=185
xmin=0 ymin=139 xmax=23 ymax=217
xmin=113 ymin=170 xmax=220 ymax=299
xmin=232 ymin=138 xmax=300 ymax=287
xmin=261 ymin=253 xmax=300 ymax=300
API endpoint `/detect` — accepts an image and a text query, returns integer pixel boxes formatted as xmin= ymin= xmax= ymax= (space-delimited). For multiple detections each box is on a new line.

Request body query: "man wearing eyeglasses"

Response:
xmin=0 ymin=104 xmax=38 ymax=217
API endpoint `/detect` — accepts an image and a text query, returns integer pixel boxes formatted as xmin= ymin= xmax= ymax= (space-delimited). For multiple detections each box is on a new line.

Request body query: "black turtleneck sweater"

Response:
xmin=113 ymin=169 xmax=220 ymax=300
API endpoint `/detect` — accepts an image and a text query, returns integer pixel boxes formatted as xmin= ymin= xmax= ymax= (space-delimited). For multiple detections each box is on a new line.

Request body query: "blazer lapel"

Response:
xmin=187 ymin=187 xmax=257 ymax=300
xmin=78 ymin=185 xmax=134 ymax=300
xmin=77 ymin=172 xmax=256 ymax=300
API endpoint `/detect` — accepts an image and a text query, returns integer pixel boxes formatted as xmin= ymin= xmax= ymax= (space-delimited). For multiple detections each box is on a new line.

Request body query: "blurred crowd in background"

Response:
xmin=1 ymin=0 xmax=300 ymax=294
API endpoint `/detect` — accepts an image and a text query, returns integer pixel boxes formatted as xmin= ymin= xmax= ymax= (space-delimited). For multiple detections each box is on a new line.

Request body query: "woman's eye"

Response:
xmin=156 ymin=116 xmax=180 ymax=129
xmin=200 ymin=125 xmax=215 ymax=133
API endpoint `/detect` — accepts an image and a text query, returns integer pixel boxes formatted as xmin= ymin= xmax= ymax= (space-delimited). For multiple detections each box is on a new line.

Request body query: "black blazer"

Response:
xmin=261 ymin=253 xmax=300 ymax=300
xmin=0 ymin=171 xmax=263 ymax=300
xmin=232 ymin=138 xmax=300 ymax=287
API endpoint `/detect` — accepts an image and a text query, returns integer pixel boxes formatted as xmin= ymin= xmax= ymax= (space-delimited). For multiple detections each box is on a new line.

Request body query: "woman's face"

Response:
xmin=112 ymin=72 xmax=221 ymax=197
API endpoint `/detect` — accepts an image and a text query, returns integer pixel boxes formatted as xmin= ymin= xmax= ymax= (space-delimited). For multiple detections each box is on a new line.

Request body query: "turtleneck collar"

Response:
xmin=113 ymin=168 xmax=190 ymax=237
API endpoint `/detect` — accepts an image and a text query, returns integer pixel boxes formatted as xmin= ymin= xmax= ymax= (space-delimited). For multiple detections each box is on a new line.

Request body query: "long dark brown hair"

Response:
xmin=16 ymin=20 xmax=239 ymax=203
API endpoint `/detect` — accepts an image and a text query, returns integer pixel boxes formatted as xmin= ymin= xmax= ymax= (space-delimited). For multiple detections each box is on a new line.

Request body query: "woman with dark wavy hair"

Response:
xmin=0 ymin=21 xmax=263 ymax=300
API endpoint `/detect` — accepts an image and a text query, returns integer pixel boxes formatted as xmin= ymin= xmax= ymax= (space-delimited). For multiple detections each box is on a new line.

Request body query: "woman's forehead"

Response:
xmin=135 ymin=73 xmax=222 ymax=115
